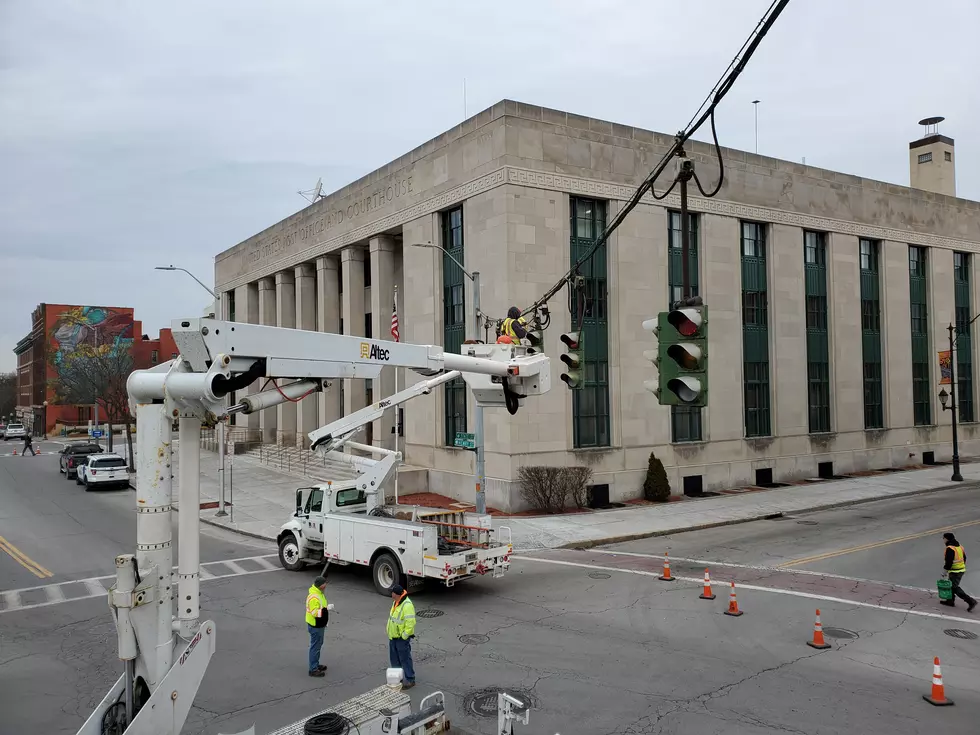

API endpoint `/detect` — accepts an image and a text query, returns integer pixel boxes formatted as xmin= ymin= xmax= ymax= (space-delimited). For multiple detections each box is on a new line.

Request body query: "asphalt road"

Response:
xmin=2 ymin=461 xmax=979 ymax=735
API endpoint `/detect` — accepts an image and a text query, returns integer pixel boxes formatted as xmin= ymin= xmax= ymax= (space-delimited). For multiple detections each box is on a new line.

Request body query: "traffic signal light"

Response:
xmin=643 ymin=305 xmax=708 ymax=406
xmin=559 ymin=331 xmax=583 ymax=389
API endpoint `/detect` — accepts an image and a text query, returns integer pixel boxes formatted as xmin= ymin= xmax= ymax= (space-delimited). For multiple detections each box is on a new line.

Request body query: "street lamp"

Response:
xmin=155 ymin=265 xmax=218 ymax=300
xmin=412 ymin=241 xmax=487 ymax=514
xmin=939 ymin=315 xmax=980 ymax=483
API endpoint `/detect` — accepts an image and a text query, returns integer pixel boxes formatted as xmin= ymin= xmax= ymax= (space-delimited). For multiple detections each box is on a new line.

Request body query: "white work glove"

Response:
xmin=327 ymin=603 xmax=335 ymax=611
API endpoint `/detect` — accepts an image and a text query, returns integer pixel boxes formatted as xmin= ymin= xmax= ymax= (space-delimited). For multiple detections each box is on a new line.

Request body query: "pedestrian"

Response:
xmin=941 ymin=532 xmax=977 ymax=613
xmin=305 ymin=576 xmax=334 ymax=677
xmin=387 ymin=584 xmax=417 ymax=689
xmin=22 ymin=434 xmax=36 ymax=457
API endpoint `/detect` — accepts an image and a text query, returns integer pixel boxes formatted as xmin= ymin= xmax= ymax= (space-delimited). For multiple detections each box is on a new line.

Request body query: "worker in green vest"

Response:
xmin=387 ymin=584 xmax=417 ymax=688
xmin=941 ymin=533 xmax=976 ymax=612
xmin=305 ymin=576 xmax=334 ymax=676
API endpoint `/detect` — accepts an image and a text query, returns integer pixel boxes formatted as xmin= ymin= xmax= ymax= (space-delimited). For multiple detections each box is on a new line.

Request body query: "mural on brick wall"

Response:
xmin=50 ymin=307 xmax=135 ymax=403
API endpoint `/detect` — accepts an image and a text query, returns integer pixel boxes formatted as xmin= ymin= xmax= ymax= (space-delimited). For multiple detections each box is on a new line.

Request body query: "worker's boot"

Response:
xmin=309 ymin=668 xmax=325 ymax=677
xmin=940 ymin=600 xmax=955 ymax=607
xmin=317 ymin=664 xmax=327 ymax=671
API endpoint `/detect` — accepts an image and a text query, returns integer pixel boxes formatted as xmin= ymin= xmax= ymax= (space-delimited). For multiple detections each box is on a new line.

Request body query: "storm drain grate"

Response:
xmin=589 ymin=572 xmax=612 ymax=579
xmin=416 ymin=609 xmax=444 ymax=619
xmin=944 ymin=628 xmax=978 ymax=640
xmin=462 ymin=688 xmax=535 ymax=719
xmin=459 ymin=633 xmax=490 ymax=645
xmin=796 ymin=520 xmax=819 ymax=526
xmin=822 ymin=627 xmax=859 ymax=640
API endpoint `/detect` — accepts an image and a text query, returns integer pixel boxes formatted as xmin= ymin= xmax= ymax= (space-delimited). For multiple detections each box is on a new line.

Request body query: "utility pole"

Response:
xmin=472 ymin=271 xmax=486 ymax=515
xmin=752 ymin=100 xmax=760 ymax=154
xmin=676 ymin=148 xmax=695 ymax=301
xmin=942 ymin=323 xmax=965 ymax=482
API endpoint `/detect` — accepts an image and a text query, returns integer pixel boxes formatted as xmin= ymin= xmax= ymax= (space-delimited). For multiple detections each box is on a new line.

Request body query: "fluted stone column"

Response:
xmin=295 ymin=263 xmax=317 ymax=448
xmin=341 ymin=247 xmax=367 ymax=418
xmin=257 ymin=277 xmax=278 ymax=443
xmin=370 ymin=235 xmax=397 ymax=449
xmin=234 ymin=282 xmax=261 ymax=439
xmin=276 ymin=270 xmax=297 ymax=446
xmin=316 ymin=256 xmax=342 ymax=428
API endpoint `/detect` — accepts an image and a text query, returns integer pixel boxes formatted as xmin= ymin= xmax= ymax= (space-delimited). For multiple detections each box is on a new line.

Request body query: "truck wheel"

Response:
xmin=372 ymin=552 xmax=404 ymax=596
xmin=278 ymin=535 xmax=305 ymax=571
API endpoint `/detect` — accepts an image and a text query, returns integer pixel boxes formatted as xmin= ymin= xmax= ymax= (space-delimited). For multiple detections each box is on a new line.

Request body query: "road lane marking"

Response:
xmin=0 ymin=553 xmax=283 ymax=615
xmin=588 ymin=549 xmax=932 ymax=592
xmin=0 ymin=535 xmax=53 ymax=578
xmin=514 ymin=555 xmax=980 ymax=627
xmin=778 ymin=518 xmax=980 ymax=568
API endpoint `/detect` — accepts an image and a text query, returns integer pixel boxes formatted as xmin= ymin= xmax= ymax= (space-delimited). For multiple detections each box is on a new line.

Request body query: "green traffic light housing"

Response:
xmin=644 ymin=305 xmax=709 ymax=406
xmin=559 ymin=331 xmax=583 ymax=389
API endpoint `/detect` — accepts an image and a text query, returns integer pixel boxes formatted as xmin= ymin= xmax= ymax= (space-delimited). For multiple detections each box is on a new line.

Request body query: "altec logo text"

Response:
xmin=360 ymin=342 xmax=391 ymax=361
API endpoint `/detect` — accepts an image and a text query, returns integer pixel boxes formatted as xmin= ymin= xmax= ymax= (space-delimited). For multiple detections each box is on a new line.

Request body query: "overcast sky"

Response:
xmin=2 ymin=0 xmax=978 ymax=372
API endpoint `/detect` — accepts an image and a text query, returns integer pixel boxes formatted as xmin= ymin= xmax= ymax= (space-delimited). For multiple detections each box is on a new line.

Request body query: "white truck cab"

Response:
xmin=276 ymin=461 xmax=512 ymax=596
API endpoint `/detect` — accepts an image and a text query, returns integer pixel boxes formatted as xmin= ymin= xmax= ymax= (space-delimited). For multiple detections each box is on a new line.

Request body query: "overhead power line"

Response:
xmin=521 ymin=0 xmax=791 ymax=321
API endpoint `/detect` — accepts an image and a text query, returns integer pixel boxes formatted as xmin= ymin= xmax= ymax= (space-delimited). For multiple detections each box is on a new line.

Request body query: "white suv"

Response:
xmin=4 ymin=423 xmax=27 ymax=441
xmin=77 ymin=454 xmax=130 ymax=490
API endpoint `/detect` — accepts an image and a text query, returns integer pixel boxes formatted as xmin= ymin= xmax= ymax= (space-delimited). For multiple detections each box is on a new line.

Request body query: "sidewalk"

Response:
xmin=157 ymin=445 xmax=980 ymax=551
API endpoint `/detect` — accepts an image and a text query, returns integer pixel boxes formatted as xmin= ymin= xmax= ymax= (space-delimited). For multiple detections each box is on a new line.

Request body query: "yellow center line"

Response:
xmin=0 ymin=536 xmax=53 ymax=578
xmin=778 ymin=518 xmax=980 ymax=568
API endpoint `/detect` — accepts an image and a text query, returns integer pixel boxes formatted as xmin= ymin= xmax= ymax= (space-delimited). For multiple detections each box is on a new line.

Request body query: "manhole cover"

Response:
xmin=822 ymin=627 xmax=859 ymax=640
xmin=796 ymin=520 xmax=819 ymax=526
xmin=944 ymin=628 xmax=978 ymax=640
xmin=459 ymin=633 xmax=490 ymax=645
xmin=462 ymin=688 xmax=534 ymax=719
xmin=417 ymin=609 xmax=444 ymax=618
xmin=589 ymin=572 xmax=611 ymax=579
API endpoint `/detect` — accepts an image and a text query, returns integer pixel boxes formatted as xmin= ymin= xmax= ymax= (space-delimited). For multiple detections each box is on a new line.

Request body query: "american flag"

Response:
xmin=390 ymin=293 xmax=400 ymax=342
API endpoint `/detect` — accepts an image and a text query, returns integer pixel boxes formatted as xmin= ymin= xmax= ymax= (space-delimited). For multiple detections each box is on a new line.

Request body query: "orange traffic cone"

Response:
xmin=724 ymin=582 xmax=743 ymax=616
xmin=923 ymin=656 xmax=954 ymax=706
xmin=659 ymin=553 xmax=674 ymax=581
xmin=807 ymin=609 xmax=831 ymax=649
xmin=699 ymin=569 xmax=716 ymax=600
xmin=11 ymin=448 xmax=17 ymax=456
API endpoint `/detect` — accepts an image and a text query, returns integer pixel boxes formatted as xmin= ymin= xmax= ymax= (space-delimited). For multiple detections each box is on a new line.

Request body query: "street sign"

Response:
xmin=454 ymin=432 xmax=476 ymax=449
xmin=91 ymin=430 xmax=104 ymax=438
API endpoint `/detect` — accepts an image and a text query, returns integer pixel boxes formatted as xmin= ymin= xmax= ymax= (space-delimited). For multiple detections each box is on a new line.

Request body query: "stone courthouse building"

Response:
xmin=213 ymin=100 xmax=980 ymax=510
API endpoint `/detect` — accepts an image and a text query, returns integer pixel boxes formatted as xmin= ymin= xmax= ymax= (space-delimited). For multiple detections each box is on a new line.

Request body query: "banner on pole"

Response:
xmin=938 ymin=350 xmax=952 ymax=385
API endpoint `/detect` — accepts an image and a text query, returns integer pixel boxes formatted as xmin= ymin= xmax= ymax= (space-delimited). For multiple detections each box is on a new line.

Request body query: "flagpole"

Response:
xmin=393 ymin=286 xmax=400 ymax=506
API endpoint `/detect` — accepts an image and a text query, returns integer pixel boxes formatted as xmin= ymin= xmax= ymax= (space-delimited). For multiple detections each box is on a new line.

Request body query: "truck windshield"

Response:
xmin=335 ymin=489 xmax=367 ymax=507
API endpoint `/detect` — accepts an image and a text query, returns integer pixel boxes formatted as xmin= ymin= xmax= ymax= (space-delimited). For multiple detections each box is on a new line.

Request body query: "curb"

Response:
xmin=560 ymin=480 xmax=980 ymax=551
xmin=170 ymin=503 xmax=279 ymax=544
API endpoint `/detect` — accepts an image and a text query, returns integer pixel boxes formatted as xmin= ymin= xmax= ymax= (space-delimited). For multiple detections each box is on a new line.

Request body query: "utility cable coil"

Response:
xmin=304 ymin=711 xmax=356 ymax=735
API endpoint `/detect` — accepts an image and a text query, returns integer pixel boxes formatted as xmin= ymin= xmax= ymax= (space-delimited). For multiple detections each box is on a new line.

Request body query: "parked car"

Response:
xmin=60 ymin=442 xmax=103 ymax=478
xmin=4 ymin=423 xmax=27 ymax=441
xmin=77 ymin=453 xmax=130 ymax=490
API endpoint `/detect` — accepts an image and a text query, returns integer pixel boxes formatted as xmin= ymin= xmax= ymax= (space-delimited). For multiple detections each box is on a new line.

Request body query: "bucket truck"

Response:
xmin=76 ymin=318 xmax=551 ymax=735
xmin=275 ymin=366 xmax=519 ymax=595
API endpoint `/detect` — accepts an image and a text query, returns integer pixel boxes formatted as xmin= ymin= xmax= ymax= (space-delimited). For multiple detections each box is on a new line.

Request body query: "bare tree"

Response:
xmin=49 ymin=342 xmax=136 ymax=470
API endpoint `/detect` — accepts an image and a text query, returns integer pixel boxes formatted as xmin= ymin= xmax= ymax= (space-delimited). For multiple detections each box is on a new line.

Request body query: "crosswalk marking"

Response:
xmin=0 ymin=554 xmax=283 ymax=615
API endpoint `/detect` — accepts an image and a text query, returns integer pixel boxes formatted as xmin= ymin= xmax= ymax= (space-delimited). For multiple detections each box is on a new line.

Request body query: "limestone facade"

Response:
xmin=214 ymin=100 xmax=980 ymax=511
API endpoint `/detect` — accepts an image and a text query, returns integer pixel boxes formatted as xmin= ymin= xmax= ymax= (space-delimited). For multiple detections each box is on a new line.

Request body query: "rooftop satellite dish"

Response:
xmin=298 ymin=177 xmax=325 ymax=205
xmin=918 ymin=116 xmax=945 ymax=135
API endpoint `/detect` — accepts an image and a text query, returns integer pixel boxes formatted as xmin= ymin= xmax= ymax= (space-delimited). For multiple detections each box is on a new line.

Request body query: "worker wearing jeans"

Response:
xmin=305 ymin=576 xmax=334 ymax=676
xmin=387 ymin=584 xmax=417 ymax=688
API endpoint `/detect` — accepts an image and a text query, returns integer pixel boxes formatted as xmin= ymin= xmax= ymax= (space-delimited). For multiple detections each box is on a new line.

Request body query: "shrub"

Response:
xmin=643 ymin=452 xmax=671 ymax=502
xmin=518 ymin=466 xmax=594 ymax=513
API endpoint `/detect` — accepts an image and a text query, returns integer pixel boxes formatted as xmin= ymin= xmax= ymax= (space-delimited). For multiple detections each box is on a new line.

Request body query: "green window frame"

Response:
xmin=860 ymin=239 xmax=884 ymax=429
xmin=442 ymin=207 xmax=467 ymax=445
xmin=570 ymin=197 xmax=610 ymax=449
xmin=909 ymin=246 xmax=931 ymax=426
xmin=667 ymin=210 xmax=702 ymax=442
xmin=804 ymin=231 xmax=831 ymax=433
xmin=741 ymin=221 xmax=771 ymax=437
xmin=954 ymin=252 xmax=973 ymax=422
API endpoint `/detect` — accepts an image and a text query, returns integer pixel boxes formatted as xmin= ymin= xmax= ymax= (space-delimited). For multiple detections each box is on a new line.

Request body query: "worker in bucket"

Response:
xmin=499 ymin=306 xmax=540 ymax=347
xmin=387 ymin=584 xmax=417 ymax=689
xmin=306 ymin=576 xmax=334 ymax=677
xmin=941 ymin=533 xmax=977 ymax=612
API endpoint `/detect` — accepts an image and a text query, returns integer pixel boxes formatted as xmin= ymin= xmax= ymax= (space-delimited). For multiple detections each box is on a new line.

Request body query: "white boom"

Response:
xmin=80 ymin=318 xmax=551 ymax=735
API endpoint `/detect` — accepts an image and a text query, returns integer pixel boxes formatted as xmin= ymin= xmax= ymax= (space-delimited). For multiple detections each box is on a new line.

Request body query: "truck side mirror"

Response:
xmin=295 ymin=489 xmax=303 ymax=514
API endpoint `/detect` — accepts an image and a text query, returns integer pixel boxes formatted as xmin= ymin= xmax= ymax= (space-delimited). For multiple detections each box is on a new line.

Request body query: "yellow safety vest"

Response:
xmin=501 ymin=317 xmax=527 ymax=339
xmin=950 ymin=545 xmax=966 ymax=574
xmin=386 ymin=594 xmax=417 ymax=640
xmin=305 ymin=585 xmax=328 ymax=626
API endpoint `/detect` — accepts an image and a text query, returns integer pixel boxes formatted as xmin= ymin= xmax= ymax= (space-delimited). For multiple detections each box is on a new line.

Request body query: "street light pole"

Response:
xmin=943 ymin=323 xmax=964 ymax=481
xmin=413 ymin=243 xmax=487 ymax=514
xmin=154 ymin=265 xmax=218 ymax=300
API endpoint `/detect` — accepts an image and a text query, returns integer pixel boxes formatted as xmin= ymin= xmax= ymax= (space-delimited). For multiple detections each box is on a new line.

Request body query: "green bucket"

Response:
xmin=937 ymin=578 xmax=953 ymax=601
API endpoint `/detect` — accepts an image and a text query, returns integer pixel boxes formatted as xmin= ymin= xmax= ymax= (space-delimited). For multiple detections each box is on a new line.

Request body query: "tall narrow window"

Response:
xmin=909 ymin=246 xmax=931 ymax=426
xmin=227 ymin=290 xmax=236 ymax=322
xmin=742 ymin=222 xmax=771 ymax=437
xmin=860 ymin=239 xmax=884 ymax=429
xmin=667 ymin=211 xmax=702 ymax=442
xmin=804 ymin=231 xmax=831 ymax=433
xmin=442 ymin=207 xmax=467 ymax=445
xmin=954 ymin=252 xmax=973 ymax=422
xmin=570 ymin=197 xmax=610 ymax=448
